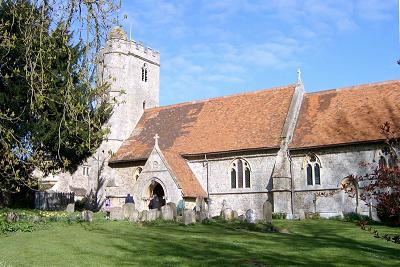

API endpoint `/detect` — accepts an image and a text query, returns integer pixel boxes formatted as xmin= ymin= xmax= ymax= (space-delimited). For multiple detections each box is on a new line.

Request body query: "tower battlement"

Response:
xmin=102 ymin=26 xmax=160 ymax=65
xmin=102 ymin=38 xmax=160 ymax=65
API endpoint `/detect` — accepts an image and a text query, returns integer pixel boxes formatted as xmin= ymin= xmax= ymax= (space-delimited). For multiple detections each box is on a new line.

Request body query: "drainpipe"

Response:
xmin=204 ymin=154 xmax=210 ymax=214
xmin=288 ymin=149 xmax=295 ymax=217
xmin=204 ymin=154 xmax=209 ymax=198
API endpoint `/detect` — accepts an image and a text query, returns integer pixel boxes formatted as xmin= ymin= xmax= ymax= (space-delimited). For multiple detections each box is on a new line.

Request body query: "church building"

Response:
xmin=43 ymin=27 xmax=400 ymax=220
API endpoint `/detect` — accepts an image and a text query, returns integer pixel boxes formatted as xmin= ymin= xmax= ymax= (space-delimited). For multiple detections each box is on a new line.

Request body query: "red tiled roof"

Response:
xmin=163 ymin=151 xmax=207 ymax=198
xmin=290 ymin=80 xmax=400 ymax=149
xmin=111 ymin=85 xmax=296 ymax=198
xmin=111 ymin=84 xmax=296 ymax=162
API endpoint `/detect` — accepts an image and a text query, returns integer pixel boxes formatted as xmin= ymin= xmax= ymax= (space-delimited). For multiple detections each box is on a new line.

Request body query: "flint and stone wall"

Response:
xmin=290 ymin=144 xmax=383 ymax=217
xmin=188 ymin=152 xmax=276 ymax=218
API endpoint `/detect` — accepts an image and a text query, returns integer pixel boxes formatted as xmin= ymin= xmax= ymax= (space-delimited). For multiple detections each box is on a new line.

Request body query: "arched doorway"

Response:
xmin=148 ymin=180 xmax=166 ymax=209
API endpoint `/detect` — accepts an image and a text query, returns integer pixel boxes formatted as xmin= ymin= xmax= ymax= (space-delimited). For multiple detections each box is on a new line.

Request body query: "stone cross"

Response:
xmin=297 ymin=68 xmax=302 ymax=84
xmin=154 ymin=134 xmax=160 ymax=148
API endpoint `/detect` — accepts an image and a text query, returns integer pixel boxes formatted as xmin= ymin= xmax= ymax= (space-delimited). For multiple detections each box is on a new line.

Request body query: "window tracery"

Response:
xmin=230 ymin=158 xmax=251 ymax=189
xmin=305 ymin=154 xmax=321 ymax=186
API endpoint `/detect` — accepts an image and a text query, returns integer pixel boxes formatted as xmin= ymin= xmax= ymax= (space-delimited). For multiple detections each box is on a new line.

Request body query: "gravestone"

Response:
xmin=298 ymin=209 xmax=306 ymax=220
xmin=196 ymin=211 xmax=208 ymax=222
xmin=183 ymin=210 xmax=196 ymax=225
xmin=238 ymin=214 xmax=245 ymax=221
xmin=6 ymin=212 xmax=19 ymax=223
xmin=263 ymin=201 xmax=273 ymax=223
xmin=167 ymin=202 xmax=177 ymax=219
xmin=65 ymin=203 xmax=75 ymax=213
xmin=161 ymin=205 xmax=175 ymax=221
xmin=148 ymin=209 xmax=160 ymax=221
xmin=110 ymin=207 xmax=123 ymax=220
xmin=233 ymin=210 xmax=238 ymax=220
xmin=223 ymin=208 xmax=234 ymax=220
xmin=245 ymin=209 xmax=256 ymax=224
xmin=140 ymin=210 xmax=149 ymax=222
xmin=80 ymin=210 xmax=93 ymax=222
xmin=123 ymin=203 xmax=136 ymax=220
xmin=129 ymin=210 xmax=140 ymax=222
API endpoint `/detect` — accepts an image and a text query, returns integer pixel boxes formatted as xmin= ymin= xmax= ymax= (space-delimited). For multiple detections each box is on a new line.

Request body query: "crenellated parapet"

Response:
xmin=102 ymin=26 xmax=160 ymax=65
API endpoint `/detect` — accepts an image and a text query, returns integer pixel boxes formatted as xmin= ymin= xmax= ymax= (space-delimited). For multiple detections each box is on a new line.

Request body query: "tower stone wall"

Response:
xmin=97 ymin=27 xmax=160 ymax=151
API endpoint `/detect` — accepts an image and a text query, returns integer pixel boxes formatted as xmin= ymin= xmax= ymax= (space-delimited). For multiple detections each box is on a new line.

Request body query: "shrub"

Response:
xmin=343 ymin=212 xmax=369 ymax=222
xmin=272 ymin=213 xmax=286 ymax=219
xmin=377 ymin=195 xmax=400 ymax=226
xmin=305 ymin=212 xmax=320 ymax=220
xmin=75 ymin=199 xmax=86 ymax=211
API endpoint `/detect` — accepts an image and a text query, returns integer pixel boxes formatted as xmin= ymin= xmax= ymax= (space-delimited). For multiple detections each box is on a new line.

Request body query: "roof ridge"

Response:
xmin=145 ymin=84 xmax=296 ymax=112
xmin=306 ymin=80 xmax=400 ymax=95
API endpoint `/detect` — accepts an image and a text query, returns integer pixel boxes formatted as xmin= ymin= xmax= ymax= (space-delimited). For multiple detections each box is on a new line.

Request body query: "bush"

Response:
xmin=377 ymin=195 xmax=400 ymax=226
xmin=343 ymin=212 xmax=369 ymax=222
xmin=305 ymin=212 xmax=320 ymax=220
xmin=0 ymin=220 xmax=47 ymax=234
xmin=75 ymin=199 xmax=86 ymax=211
xmin=272 ymin=213 xmax=286 ymax=219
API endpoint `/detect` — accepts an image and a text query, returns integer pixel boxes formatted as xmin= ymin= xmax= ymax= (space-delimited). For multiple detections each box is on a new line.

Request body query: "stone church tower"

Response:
xmin=97 ymin=26 xmax=160 ymax=153
xmin=43 ymin=27 xmax=160 ymax=203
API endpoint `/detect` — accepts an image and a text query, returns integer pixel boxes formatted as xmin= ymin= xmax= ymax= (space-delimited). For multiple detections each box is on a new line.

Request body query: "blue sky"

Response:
xmin=120 ymin=0 xmax=399 ymax=106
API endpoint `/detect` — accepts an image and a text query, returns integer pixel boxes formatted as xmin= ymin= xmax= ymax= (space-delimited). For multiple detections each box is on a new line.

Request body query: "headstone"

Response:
xmin=128 ymin=210 xmax=140 ymax=222
xmin=233 ymin=210 xmax=238 ymax=219
xmin=110 ymin=207 xmax=124 ymax=220
xmin=279 ymin=228 xmax=290 ymax=234
xmin=147 ymin=208 xmax=160 ymax=221
xmin=183 ymin=209 xmax=196 ymax=225
xmin=161 ymin=205 xmax=175 ymax=221
xmin=167 ymin=202 xmax=177 ymax=219
xmin=238 ymin=214 xmax=246 ymax=221
xmin=80 ymin=210 xmax=93 ymax=222
xmin=263 ymin=201 xmax=273 ymax=223
xmin=123 ymin=203 xmax=136 ymax=220
xmin=223 ymin=208 xmax=234 ymax=220
xmin=65 ymin=203 xmax=75 ymax=213
xmin=245 ymin=209 xmax=256 ymax=224
xmin=298 ymin=209 xmax=306 ymax=220
xmin=6 ymin=212 xmax=19 ymax=223
xmin=196 ymin=211 xmax=208 ymax=222
xmin=140 ymin=210 xmax=149 ymax=222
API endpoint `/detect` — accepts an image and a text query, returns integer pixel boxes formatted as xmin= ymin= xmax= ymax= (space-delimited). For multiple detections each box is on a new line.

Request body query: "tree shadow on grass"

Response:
xmin=70 ymin=220 xmax=400 ymax=266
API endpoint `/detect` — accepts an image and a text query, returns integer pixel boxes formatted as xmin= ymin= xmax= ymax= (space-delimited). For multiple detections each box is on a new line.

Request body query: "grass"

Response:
xmin=0 ymin=212 xmax=399 ymax=267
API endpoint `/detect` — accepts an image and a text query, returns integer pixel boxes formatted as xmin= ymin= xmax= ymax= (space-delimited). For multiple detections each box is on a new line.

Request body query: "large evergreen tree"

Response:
xmin=0 ymin=0 xmax=119 ymax=200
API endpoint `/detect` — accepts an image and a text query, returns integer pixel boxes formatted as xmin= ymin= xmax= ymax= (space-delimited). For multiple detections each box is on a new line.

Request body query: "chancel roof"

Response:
xmin=290 ymin=80 xmax=400 ymax=149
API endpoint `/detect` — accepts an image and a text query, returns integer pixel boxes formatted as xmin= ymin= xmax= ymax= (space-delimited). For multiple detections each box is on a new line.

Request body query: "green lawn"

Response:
xmin=1 ymin=215 xmax=399 ymax=267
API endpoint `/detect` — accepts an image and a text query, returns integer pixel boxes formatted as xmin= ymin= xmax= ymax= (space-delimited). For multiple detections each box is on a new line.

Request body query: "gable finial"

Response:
xmin=154 ymin=133 xmax=160 ymax=148
xmin=297 ymin=68 xmax=302 ymax=84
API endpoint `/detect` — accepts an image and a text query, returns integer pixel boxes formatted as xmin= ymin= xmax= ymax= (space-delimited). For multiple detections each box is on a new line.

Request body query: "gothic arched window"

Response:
xmin=134 ymin=167 xmax=143 ymax=181
xmin=230 ymin=158 xmax=251 ymax=189
xmin=378 ymin=156 xmax=387 ymax=168
xmin=305 ymin=154 xmax=321 ymax=186
xmin=141 ymin=63 xmax=148 ymax=82
xmin=377 ymin=148 xmax=397 ymax=168
xmin=231 ymin=168 xmax=236 ymax=188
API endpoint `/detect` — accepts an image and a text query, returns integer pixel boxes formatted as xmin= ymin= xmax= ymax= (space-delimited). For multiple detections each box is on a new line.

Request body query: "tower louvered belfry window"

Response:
xmin=141 ymin=63 xmax=148 ymax=82
xmin=230 ymin=158 xmax=251 ymax=189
